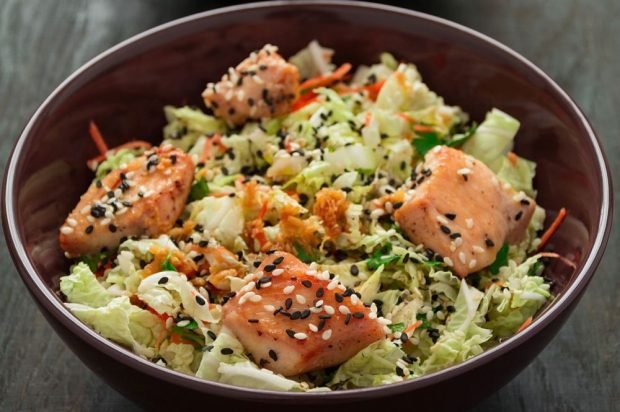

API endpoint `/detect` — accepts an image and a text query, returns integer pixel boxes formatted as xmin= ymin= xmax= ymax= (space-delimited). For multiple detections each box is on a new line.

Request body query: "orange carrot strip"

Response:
xmin=89 ymin=121 xmax=109 ymax=155
xmin=536 ymin=208 xmax=568 ymax=252
xmin=507 ymin=151 xmax=518 ymax=166
xmin=299 ymin=63 xmax=352 ymax=92
xmin=258 ymin=200 xmax=269 ymax=220
xmin=291 ymin=91 xmax=318 ymax=111
xmin=536 ymin=252 xmax=577 ymax=269
xmin=413 ymin=124 xmax=436 ymax=133
xmin=517 ymin=316 xmax=533 ymax=333
xmin=404 ymin=320 xmax=423 ymax=335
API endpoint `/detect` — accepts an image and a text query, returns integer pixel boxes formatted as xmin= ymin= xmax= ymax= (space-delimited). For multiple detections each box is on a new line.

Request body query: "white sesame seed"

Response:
xmin=378 ymin=317 xmax=392 ymax=325
xmin=283 ymin=285 xmax=295 ymax=294
xmin=466 ymin=218 xmax=474 ymax=229
xmin=458 ymin=251 xmax=467 ymax=264
xmin=457 ymin=167 xmax=472 ymax=175
xmin=327 ymin=279 xmax=339 ymax=290
xmin=240 ymin=281 xmax=256 ymax=293
xmin=368 ymin=312 xmax=377 ymax=319
xmin=272 ymin=268 xmax=284 ymax=276
xmin=294 ymin=332 xmax=307 ymax=340
xmin=295 ymin=294 xmax=306 ymax=304
xmin=315 ymin=300 xmax=324 ymax=307
xmin=177 ymin=320 xmax=190 ymax=327
xmin=469 ymin=259 xmax=477 ymax=269
xmin=350 ymin=294 xmax=360 ymax=305
xmin=80 ymin=205 xmax=90 ymax=215
xmin=305 ymin=269 xmax=317 ymax=276
xmin=253 ymin=75 xmax=264 ymax=84
xmin=239 ymin=291 xmax=255 ymax=305
xmin=370 ymin=209 xmax=385 ymax=220
xmin=249 ymin=294 xmax=262 ymax=303
xmin=426 ymin=311 xmax=434 ymax=321
xmin=100 ymin=218 xmax=111 ymax=226
xmin=86 ymin=216 xmax=95 ymax=223
xmin=318 ymin=271 xmax=330 ymax=281
xmin=261 ymin=282 xmax=272 ymax=288
xmin=308 ymin=324 xmax=318 ymax=332
xmin=60 ymin=226 xmax=73 ymax=235
xmin=473 ymin=245 xmax=485 ymax=254
xmin=324 ymin=305 xmax=335 ymax=315
xmin=436 ymin=311 xmax=446 ymax=320
xmin=321 ymin=329 xmax=332 ymax=340
xmin=67 ymin=218 xmax=77 ymax=227
xmin=264 ymin=304 xmax=275 ymax=312
xmin=455 ymin=237 xmax=464 ymax=247
xmin=449 ymin=243 xmax=457 ymax=252
xmin=444 ymin=257 xmax=454 ymax=267
xmin=339 ymin=305 xmax=351 ymax=315
xmin=370 ymin=302 xmax=378 ymax=314
xmin=436 ymin=215 xmax=449 ymax=225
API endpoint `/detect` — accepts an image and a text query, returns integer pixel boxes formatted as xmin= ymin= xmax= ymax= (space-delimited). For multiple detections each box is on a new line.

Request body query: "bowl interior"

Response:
xmin=6 ymin=1 xmax=608 ymax=391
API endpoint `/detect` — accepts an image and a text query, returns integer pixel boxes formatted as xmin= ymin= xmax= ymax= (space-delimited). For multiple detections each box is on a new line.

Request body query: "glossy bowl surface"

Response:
xmin=2 ymin=1 xmax=612 ymax=410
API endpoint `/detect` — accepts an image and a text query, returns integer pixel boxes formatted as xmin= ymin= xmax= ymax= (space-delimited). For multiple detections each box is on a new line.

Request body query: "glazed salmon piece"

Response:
xmin=394 ymin=146 xmax=536 ymax=277
xmin=202 ymin=44 xmax=300 ymax=126
xmin=222 ymin=252 xmax=385 ymax=376
xmin=59 ymin=145 xmax=194 ymax=256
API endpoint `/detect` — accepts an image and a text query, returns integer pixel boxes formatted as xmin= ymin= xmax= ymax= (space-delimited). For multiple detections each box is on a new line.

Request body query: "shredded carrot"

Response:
xmin=364 ymin=112 xmax=373 ymax=128
xmin=89 ymin=121 xmax=109 ymax=155
xmin=397 ymin=112 xmax=413 ymax=123
xmin=169 ymin=332 xmax=194 ymax=346
xmin=299 ymin=63 xmax=352 ymax=92
xmin=292 ymin=90 xmax=318 ymax=111
xmin=536 ymin=252 xmax=577 ymax=269
xmin=258 ymin=200 xmax=269 ymax=220
xmin=536 ymin=208 xmax=568 ymax=252
xmin=413 ymin=124 xmax=436 ymax=133
xmin=507 ymin=151 xmax=518 ymax=166
xmin=516 ymin=316 xmax=533 ymax=333
xmin=87 ymin=140 xmax=152 ymax=168
xmin=404 ymin=320 xmax=423 ymax=335
xmin=365 ymin=79 xmax=386 ymax=100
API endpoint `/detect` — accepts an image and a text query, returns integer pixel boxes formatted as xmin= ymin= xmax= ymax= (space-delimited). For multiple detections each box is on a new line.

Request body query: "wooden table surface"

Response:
xmin=0 ymin=1 xmax=617 ymax=410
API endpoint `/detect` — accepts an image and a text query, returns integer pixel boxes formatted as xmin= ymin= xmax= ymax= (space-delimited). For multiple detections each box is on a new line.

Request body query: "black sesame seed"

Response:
xmin=350 ymin=264 xmax=359 ymax=276
xmin=268 ymin=349 xmax=278 ymax=361
xmin=247 ymin=97 xmax=255 ymax=106
xmin=353 ymin=312 xmax=364 ymax=319
xmin=485 ymin=238 xmax=495 ymax=247
xmin=445 ymin=213 xmax=456 ymax=220
xmin=403 ymin=253 xmax=410 ymax=263
xmin=158 ymin=276 xmax=169 ymax=285
xmin=299 ymin=193 xmax=309 ymax=204
xmin=286 ymin=329 xmax=296 ymax=338
xmin=108 ymin=224 xmax=117 ymax=233
xmin=318 ymin=318 xmax=327 ymax=331
xmin=258 ymin=276 xmax=272 ymax=285
xmin=316 ymin=287 xmax=324 ymax=298
xmin=207 ymin=330 xmax=217 ymax=340
xmin=449 ymin=232 xmax=461 ymax=239
xmin=195 ymin=295 xmax=206 ymax=306
xmin=285 ymin=298 xmax=293 ymax=310
xmin=335 ymin=293 xmax=344 ymax=303
xmin=192 ymin=254 xmax=204 ymax=263
xmin=266 ymin=249 xmax=276 ymax=255
xmin=400 ymin=332 xmax=408 ymax=343
xmin=319 ymin=314 xmax=332 ymax=320
xmin=396 ymin=366 xmax=405 ymax=377
xmin=199 ymin=240 xmax=209 ymax=248
xmin=393 ymin=202 xmax=403 ymax=210
xmin=220 ymin=348 xmax=234 ymax=355
xmin=447 ymin=305 xmax=456 ymax=313
xmin=515 ymin=211 xmax=523 ymax=221
xmin=264 ymin=264 xmax=276 ymax=272
xmin=95 ymin=180 xmax=102 ymax=188
xmin=290 ymin=311 xmax=302 ymax=320
xmin=520 ymin=199 xmax=531 ymax=206
xmin=170 ymin=154 xmax=177 ymax=164
xmin=253 ymin=260 xmax=262 ymax=268
xmin=273 ymin=256 xmax=284 ymax=265
xmin=440 ymin=225 xmax=451 ymax=234
xmin=85 ymin=225 xmax=94 ymax=234
xmin=301 ymin=309 xmax=311 ymax=319
xmin=301 ymin=280 xmax=312 ymax=288
xmin=343 ymin=288 xmax=354 ymax=298
xmin=344 ymin=313 xmax=351 ymax=325
xmin=90 ymin=204 xmax=106 ymax=218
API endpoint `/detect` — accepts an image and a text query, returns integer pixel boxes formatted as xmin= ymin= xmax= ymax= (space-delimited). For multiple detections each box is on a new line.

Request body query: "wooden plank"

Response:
xmin=0 ymin=1 xmax=616 ymax=411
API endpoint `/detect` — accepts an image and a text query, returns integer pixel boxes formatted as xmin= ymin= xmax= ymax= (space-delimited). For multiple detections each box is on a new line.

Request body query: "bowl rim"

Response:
xmin=2 ymin=0 xmax=613 ymax=402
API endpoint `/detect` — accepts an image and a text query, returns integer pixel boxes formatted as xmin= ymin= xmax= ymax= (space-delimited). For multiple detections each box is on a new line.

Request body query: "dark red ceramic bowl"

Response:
xmin=2 ymin=1 xmax=612 ymax=411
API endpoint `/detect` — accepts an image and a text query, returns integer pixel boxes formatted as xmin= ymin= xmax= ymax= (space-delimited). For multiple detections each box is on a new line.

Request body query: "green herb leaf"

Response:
xmin=366 ymin=243 xmax=400 ymax=270
xmin=412 ymin=131 xmax=443 ymax=156
xmin=447 ymin=123 xmax=477 ymax=148
xmin=388 ymin=322 xmax=405 ymax=333
xmin=293 ymin=242 xmax=316 ymax=264
xmin=527 ymin=260 xmax=543 ymax=277
xmin=79 ymin=252 xmax=108 ymax=273
xmin=424 ymin=259 xmax=443 ymax=268
xmin=189 ymin=177 xmax=210 ymax=201
xmin=171 ymin=325 xmax=205 ymax=347
xmin=415 ymin=313 xmax=431 ymax=330
xmin=488 ymin=243 xmax=509 ymax=274
xmin=161 ymin=253 xmax=177 ymax=272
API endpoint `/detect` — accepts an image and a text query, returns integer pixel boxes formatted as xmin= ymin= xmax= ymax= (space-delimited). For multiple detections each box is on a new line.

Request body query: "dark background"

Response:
xmin=0 ymin=1 xmax=617 ymax=411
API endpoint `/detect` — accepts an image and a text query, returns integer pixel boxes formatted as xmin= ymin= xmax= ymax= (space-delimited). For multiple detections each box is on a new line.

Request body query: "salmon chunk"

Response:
xmin=222 ymin=252 xmax=385 ymax=376
xmin=394 ymin=146 xmax=536 ymax=277
xmin=202 ymin=44 xmax=300 ymax=125
xmin=59 ymin=145 xmax=194 ymax=256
